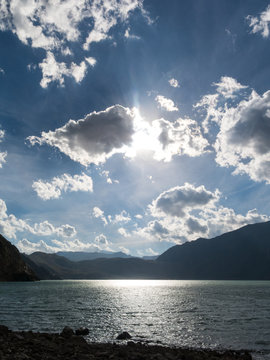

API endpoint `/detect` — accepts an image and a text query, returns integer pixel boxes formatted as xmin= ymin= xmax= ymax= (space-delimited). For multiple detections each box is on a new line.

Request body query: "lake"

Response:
xmin=0 ymin=280 xmax=270 ymax=358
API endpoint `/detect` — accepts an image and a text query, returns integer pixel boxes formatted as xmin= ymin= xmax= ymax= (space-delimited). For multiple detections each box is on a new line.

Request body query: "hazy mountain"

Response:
xmin=0 ymin=234 xmax=38 ymax=281
xmin=56 ymin=251 xmax=133 ymax=262
xmin=157 ymin=221 xmax=270 ymax=280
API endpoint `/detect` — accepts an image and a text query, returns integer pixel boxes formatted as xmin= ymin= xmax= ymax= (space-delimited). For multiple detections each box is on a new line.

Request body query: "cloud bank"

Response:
xmin=134 ymin=183 xmax=269 ymax=244
xmin=0 ymin=198 xmax=76 ymax=239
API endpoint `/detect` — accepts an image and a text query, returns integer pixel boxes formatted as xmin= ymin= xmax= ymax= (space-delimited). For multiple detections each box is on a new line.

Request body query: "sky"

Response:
xmin=1 ymin=0 xmax=270 ymax=257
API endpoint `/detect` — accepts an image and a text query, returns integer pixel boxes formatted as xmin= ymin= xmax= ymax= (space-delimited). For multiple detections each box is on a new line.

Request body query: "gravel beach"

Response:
xmin=0 ymin=325 xmax=252 ymax=360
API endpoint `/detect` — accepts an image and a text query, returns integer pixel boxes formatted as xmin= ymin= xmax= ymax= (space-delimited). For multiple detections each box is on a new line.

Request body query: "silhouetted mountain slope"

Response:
xmin=157 ymin=221 xmax=270 ymax=280
xmin=21 ymin=254 xmax=61 ymax=280
xmin=57 ymin=251 xmax=133 ymax=262
xmin=26 ymin=252 xmax=77 ymax=279
xmin=0 ymin=235 xmax=38 ymax=281
xmin=24 ymin=221 xmax=270 ymax=280
xmin=26 ymin=252 xmax=166 ymax=279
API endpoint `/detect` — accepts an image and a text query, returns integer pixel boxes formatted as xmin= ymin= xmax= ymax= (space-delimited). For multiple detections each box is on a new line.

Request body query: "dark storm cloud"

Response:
xmin=28 ymin=105 xmax=136 ymax=166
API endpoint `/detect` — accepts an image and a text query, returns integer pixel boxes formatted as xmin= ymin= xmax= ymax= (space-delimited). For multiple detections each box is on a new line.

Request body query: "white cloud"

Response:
xmin=213 ymin=76 xmax=248 ymax=99
xmin=32 ymin=172 xmax=93 ymax=200
xmin=39 ymin=52 xmax=88 ymax=88
xmin=194 ymin=76 xmax=270 ymax=183
xmin=101 ymin=170 xmax=119 ymax=184
xmin=0 ymin=67 xmax=4 ymax=74
xmin=168 ymin=78 xmax=179 ymax=88
xmin=155 ymin=95 xmax=178 ymax=112
xmin=28 ymin=105 xmax=136 ymax=166
xmin=85 ymin=57 xmax=97 ymax=67
xmin=17 ymin=236 xmax=111 ymax=254
xmin=17 ymin=238 xmax=60 ymax=254
xmin=151 ymin=117 xmax=209 ymax=161
xmin=0 ymin=130 xmax=7 ymax=168
xmin=109 ymin=210 xmax=131 ymax=224
xmin=124 ymin=27 xmax=140 ymax=40
xmin=95 ymin=233 xmax=109 ymax=246
xmin=247 ymin=5 xmax=270 ymax=38
xmin=92 ymin=206 xmax=108 ymax=225
xmin=0 ymin=130 xmax=4 ymax=141
xmin=214 ymin=89 xmax=270 ymax=183
xmin=118 ymin=246 xmax=130 ymax=255
xmin=194 ymin=93 xmax=221 ymax=133
xmin=83 ymin=0 xmax=146 ymax=50
xmin=118 ymin=227 xmax=131 ymax=237
xmin=0 ymin=152 xmax=7 ymax=168
xmin=0 ymin=0 xmax=148 ymax=87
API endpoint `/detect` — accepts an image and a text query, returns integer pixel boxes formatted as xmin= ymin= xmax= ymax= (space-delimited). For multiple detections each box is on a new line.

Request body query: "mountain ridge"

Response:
xmin=1 ymin=221 xmax=270 ymax=281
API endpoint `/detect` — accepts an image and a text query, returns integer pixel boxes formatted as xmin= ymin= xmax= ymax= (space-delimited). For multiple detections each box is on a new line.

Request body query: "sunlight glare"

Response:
xmin=125 ymin=108 xmax=161 ymax=158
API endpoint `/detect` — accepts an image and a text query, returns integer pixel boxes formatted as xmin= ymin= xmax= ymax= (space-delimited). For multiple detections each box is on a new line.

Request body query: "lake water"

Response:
xmin=0 ymin=280 xmax=270 ymax=358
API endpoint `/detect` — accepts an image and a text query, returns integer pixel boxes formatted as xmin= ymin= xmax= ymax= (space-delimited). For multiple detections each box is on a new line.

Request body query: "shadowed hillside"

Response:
xmin=157 ymin=221 xmax=270 ymax=280
xmin=0 ymin=235 xmax=38 ymax=281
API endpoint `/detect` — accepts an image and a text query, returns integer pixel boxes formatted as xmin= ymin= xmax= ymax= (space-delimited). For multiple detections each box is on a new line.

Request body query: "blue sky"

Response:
xmin=1 ymin=0 xmax=270 ymax=256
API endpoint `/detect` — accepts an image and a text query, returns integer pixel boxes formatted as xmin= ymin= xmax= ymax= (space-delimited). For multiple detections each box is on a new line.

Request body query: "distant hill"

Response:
xmin=157 ymin=221 xmax=270 ymax=280
xmin=0 ymin=234 xmax=38 ymax=281
xmin=57 ymin=250 xmax=133 ymax=262
xmin=17 ymin=221 xmax=270 ymax=280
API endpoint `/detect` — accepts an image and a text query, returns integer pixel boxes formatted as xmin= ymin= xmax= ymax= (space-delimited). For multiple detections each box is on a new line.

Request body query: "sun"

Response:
xmin=125 ymin=108 xmax=161 ymax=158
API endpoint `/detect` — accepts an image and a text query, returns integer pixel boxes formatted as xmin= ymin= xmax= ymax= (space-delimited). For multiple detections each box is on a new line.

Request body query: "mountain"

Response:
xmin=26 ymin=252 xmax=166 ymax=279
xmin=21 ymin=253 xmax=61 ymax=280
xmin=157 ymin=221 xmax=270 ymax=280
xmin=0 ymin=234 xmax=38 ymax=281
xmin=56 ymin=250 xmax=133 ymax=262
xmin=23 ymin=221 xmax=270 ymax=280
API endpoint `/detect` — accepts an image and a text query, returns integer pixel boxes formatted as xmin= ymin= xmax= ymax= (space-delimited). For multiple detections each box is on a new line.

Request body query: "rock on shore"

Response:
xmin=0 ymin=325 xmax=252 ymax=360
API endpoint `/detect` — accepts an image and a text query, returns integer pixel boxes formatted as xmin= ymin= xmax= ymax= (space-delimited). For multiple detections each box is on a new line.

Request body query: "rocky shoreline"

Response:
xmin=0 ymin=325 xmax=252 ymax=360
